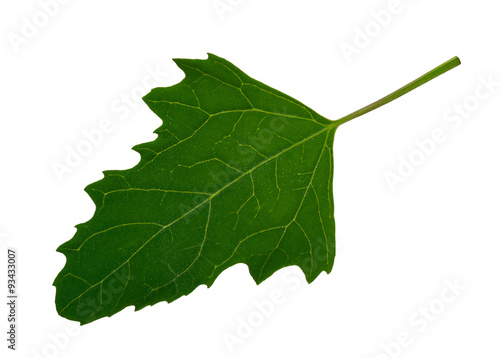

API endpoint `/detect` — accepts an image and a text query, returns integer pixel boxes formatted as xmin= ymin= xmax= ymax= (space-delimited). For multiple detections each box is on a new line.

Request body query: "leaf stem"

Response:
xmin=333 ymin=56 xmax=461 ymax=126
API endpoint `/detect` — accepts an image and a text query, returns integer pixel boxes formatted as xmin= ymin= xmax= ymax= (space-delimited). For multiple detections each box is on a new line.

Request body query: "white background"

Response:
xmin=1 ymin=0 xmax=499 ymax=357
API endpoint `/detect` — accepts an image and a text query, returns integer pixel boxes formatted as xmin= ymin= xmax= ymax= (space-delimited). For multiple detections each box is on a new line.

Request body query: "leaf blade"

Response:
xmin=54 ymin=53 xmax=337 ymax=324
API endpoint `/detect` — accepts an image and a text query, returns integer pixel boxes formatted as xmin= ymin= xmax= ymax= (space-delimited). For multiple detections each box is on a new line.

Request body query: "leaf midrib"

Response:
xmin=60 ymin=115 xmax=337 ymax=316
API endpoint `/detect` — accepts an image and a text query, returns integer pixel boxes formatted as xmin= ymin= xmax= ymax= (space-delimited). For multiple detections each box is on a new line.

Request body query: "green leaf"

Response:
xmin=54 ymin=53 xmax=460 ymax=324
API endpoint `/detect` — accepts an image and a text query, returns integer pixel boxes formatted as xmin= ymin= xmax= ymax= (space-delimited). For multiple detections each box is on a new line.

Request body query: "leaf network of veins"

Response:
xmin=58 ymin=57 xmax=336 ymax=314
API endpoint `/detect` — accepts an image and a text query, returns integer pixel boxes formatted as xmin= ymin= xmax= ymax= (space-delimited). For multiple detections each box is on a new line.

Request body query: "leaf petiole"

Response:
xmin=333 ymin=56 xmax=461 ymax=126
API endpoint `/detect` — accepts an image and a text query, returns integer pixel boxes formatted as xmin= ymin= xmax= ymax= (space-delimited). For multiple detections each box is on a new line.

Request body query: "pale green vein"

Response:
xmin=257 ymin=130 xmax=330 ymax=280
xmin=60 ymin=123 xmax=336 ymax=313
